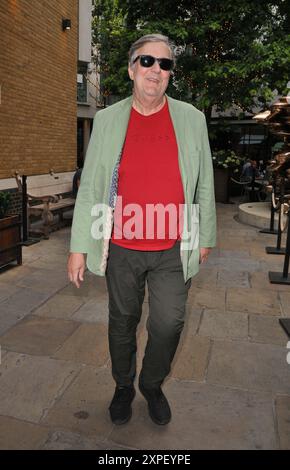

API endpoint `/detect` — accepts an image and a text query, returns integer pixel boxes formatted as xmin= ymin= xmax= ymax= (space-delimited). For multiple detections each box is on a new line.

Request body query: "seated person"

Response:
xmin=242 ymin=160 xmax=264 ymax=201
xmin=241 ymin=159 xmax=259 ymax=181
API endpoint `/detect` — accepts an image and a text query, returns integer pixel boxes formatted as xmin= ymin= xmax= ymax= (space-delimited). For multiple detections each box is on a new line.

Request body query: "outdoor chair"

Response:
xmin=230 ymin=177 xmax=263 ymax=203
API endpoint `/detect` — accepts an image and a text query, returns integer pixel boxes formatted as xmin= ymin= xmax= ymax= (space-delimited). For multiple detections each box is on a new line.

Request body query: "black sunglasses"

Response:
xmin=133 ymin=55 xmax=174 ymax=71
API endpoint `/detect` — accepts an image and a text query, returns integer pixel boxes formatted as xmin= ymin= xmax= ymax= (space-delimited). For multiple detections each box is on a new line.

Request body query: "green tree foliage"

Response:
xmin=92 ymin=0 xmax=290 ymax=116
xmin=92 ymin=0 xmax=131 ymax=102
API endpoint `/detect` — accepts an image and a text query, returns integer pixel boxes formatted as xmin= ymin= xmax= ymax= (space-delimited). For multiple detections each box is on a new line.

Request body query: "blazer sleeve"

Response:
xmin=70 ymin=113 xmax=102 ymax=253
xmin=195 ymin=114 xmax=217 ymax=248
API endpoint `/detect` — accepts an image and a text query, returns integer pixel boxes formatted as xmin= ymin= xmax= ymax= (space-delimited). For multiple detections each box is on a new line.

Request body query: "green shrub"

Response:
xmin=0 ymin=191 xmax=12 ymax=219
xmin=212 ymin=150 xmax=245 ymax=174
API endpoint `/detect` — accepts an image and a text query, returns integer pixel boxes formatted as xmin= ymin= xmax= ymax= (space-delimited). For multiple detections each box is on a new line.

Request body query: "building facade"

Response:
xmin=0 ymin=0 xmax=79 ymax=180
xmin=77 ymin=0 xmax=99 ymax=169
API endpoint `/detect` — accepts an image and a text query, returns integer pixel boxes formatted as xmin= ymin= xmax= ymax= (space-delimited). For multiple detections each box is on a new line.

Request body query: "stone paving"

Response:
xmin=0 ymin=203 xmax=289 ymax=450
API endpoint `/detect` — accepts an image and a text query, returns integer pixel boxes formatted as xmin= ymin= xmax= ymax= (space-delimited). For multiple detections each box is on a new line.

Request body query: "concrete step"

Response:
xmin=238 ymin=202 xmax=278 ymax=230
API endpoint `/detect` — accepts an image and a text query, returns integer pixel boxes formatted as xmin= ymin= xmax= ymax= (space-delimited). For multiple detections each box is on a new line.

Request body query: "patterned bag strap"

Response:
xmin=109 ymin=146 xmax=124 ymax=209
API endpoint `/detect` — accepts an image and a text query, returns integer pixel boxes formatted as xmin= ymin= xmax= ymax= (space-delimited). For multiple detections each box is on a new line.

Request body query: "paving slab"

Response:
xmin=27 ymin=255 xmax=68 ymax=272
xmin=226 ymin=288 xmax=280 ymax=315
xmin=0 ymin=282 xmax=20 ymax=303
xmin=0 ymin=349 xmax=8 ymax=363
xmin=207 ymin=339 xmax=290 ymax=394
xmin=207 ymin=257 xmax=262 ymax=273
xmin=249 ymin=314 xmax=289 ymax=346
xmin=72 ymin=297 xmax=109 ymax=324
xmin=251 ymin=255 xmax=286 ymax=270
xmin=249 ymin=271 xmax=290 ymax=292
xmin=278 ymin=292 xmax=290 ymax=317
xmin=192 ymin=266 xmax=218 ymax=288
xmin=198 ymin=309 xmax=248 ymax=340
xmin=162 ymin=306 xmax=208 ymax=382
xmin=33 ymin=293 xmax=85 ymax=320
xmin=188 ymin=287 xmax=226 ymax=311
xmin=171 ymin=334 xmax=211 ymax=382
xmin=217 ymin=270 xmax=250 ymax=288
xmin=108 ymin=380 xmax=277 ymax=450
xmin=0 ymin=316 xmax=80 ymax=356
xmin=15 ymin=267 xmax=69 ymax=294
xmin=42 ymin=366 xmax=114 ymax=439
xmin=216 ymin=240 xmax=255 ymax=251
xmin=184 ymin=306 xmax=203 ymax=335
xmin=0 ymin=265 xmax=36 ymax=284
xmin=0 ymin=287 xmax=51 ymax=336
xmin=275 ymin=395 xmax=290 ymax=450
xmin=249 ymin=245 xmax=276 ymax=258
xmin=0 ymin=285 xmax=51 ymax=314
xmin=218 ymin=249 xmax=251 ymax=259
xmin=60 ymin=273 xmax=107 ymax=298
xmin=21 ymin=251 xmax=42 ymax=265
xmin=53 ymin=323 xmax=109 ymax=367
xmin=0 ymin=352 xmax=80 ymax=423
xmin=218 ymin=228 xmax=257 ymax=239
xmin=41 ymin=430 xmax=135 ymax=450
xmin=0 ymin=415 xmax=50 ymax=450
xmin=259 ymin=260 xmax=288 ymax=275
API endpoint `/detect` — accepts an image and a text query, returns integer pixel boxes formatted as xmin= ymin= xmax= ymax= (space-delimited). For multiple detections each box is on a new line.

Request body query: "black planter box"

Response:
xmin=0 ymin=214 xmax=22 ymax=268
xmin=214 ymin=168 xmax=230 ymax=203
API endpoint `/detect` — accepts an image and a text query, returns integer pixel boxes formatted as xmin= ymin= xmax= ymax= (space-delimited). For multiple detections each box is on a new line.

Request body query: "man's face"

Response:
xmin=128 ymin=41 xmax=172 ymax=100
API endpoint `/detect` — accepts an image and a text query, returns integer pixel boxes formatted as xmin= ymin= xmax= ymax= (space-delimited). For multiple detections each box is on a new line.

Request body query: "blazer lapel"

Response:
xmin=115 ymin=96 xmax=133 ymax=153
xmin=167 ymin=95 xmax=188 ymax=194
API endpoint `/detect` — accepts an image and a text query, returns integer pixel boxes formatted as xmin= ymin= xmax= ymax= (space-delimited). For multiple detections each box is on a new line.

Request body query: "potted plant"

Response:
xmin=212 ymin=150 xmax=244 ymax=203
xmin=212 ymin=150 xmax=244 ymax=173
xmin=0 ymin=191 xmax=22 ymax=268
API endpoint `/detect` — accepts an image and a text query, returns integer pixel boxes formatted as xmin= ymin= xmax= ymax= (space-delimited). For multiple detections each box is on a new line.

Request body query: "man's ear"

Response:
xmin=128 ymin=64 xmax=134 ymax=81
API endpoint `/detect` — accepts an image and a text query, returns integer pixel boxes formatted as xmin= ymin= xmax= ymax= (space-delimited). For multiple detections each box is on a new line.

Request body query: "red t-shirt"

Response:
xmin=111 ymin=99 xmax=184 ymax=250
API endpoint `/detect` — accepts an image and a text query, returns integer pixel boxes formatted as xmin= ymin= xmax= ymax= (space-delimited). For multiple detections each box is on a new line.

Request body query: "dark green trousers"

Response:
xmin=106 ymin=241 xmax=191 ymax=389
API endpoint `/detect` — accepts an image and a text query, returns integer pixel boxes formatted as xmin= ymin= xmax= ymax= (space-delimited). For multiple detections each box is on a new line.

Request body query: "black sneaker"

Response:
xmin=139 ymin=383 xmax=171 ymax=425
xmin=109 ymin=385 xmax=136 ymax=425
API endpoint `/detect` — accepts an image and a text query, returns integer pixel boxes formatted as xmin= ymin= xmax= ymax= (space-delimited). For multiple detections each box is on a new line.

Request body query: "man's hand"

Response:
xmin=199 ymin=247 xmax=212 ymax=264
xmin=68 ymin=253 xmax=85 ymax=288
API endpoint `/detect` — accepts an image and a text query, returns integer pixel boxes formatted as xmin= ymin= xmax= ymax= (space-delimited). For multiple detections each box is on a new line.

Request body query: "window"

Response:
xmin=209 ymin=121 xmax=270 ymax=160
xmin=77 ymin=62 xmax=88 ymax=103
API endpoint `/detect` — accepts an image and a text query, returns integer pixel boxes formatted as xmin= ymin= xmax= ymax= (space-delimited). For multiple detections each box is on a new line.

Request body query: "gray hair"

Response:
xmin=128 ymin=34 xmax=175 ymax=67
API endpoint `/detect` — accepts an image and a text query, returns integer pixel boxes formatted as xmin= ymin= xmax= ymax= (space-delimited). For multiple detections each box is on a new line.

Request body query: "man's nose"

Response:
xmin=151 ymin=60 xmax=161 ymax=72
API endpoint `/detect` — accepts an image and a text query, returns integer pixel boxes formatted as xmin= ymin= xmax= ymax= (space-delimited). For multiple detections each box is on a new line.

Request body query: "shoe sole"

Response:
xmin=111 ymin=407 xmax=132 ymax=425
xmin=148 ymin=406 xmax=171 ymax=425
xmin=139 ymin=386 xmax=171 ymax=425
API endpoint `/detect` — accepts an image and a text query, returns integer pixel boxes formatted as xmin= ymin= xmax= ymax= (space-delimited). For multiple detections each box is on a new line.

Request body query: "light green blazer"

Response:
xmin=70 ymin=95 xmax=216 ymax=282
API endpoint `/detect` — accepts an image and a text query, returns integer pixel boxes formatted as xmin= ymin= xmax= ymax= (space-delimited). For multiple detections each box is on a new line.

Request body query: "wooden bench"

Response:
xmin=14 ymin=171 xmax=76 ymax=238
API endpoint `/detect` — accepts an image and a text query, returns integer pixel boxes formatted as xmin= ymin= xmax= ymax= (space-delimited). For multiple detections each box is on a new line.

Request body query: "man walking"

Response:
xmin=68 ymin=34 xmax=216 ymax=426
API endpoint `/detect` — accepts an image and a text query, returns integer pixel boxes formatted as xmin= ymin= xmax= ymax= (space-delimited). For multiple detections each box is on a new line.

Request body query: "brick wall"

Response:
xmin=0 ymin=0 xmax=78 ymax=179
